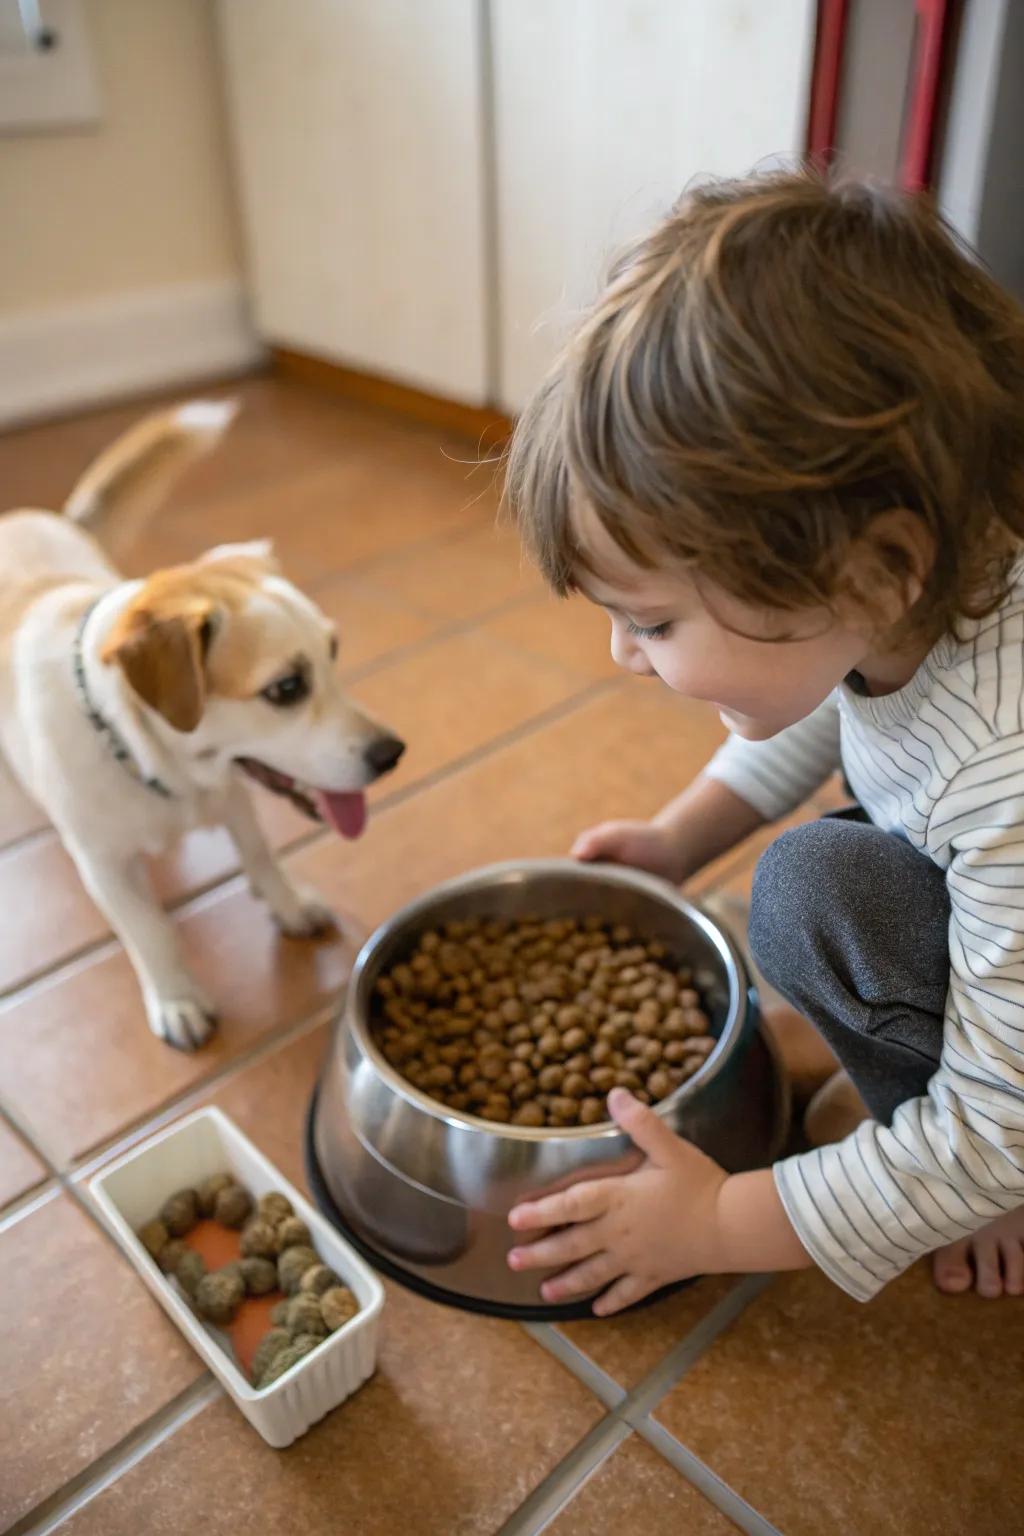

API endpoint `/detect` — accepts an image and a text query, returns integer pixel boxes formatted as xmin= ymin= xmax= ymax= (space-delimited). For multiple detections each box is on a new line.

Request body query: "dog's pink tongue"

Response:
xmin=314 ymin=790 xmax=367 ymax=839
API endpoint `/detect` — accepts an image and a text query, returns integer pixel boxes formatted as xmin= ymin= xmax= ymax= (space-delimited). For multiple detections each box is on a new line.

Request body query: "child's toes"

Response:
xmin=999 ymin=1237 xmax=1024 ymax=1296
xmin=931 ymin=1237 xmax=973 ymax=1294
xmin=971 ymin=1235 xmax=1003 ymax=1298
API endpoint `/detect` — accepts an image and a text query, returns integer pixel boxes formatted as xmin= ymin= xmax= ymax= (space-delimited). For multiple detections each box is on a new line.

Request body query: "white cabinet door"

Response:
xmin=218 ymin=0 xmax=489 ymax=404
xmin=492 ymin=0 xmax=816 ymax=411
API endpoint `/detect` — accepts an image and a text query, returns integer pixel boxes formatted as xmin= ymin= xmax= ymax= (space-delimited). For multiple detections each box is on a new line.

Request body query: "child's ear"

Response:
xmin=846 ymin=509 xmax=934 ymax=628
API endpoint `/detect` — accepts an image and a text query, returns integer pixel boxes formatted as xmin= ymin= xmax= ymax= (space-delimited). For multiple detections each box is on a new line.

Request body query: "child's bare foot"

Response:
xmin=804 ymin=1069 xmax=870 ymax=1146
xmin=932 ymin=1207 xmax=1024 ymax=1298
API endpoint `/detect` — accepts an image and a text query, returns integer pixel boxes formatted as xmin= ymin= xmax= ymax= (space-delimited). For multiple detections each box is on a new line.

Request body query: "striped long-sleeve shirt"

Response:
xmin=707 ymin=587 xmax=1024 ymax=1301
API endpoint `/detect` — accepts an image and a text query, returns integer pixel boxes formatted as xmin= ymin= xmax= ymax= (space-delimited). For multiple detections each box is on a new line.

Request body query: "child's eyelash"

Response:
xmin=626 ymin=621 xmax=671 ymax=640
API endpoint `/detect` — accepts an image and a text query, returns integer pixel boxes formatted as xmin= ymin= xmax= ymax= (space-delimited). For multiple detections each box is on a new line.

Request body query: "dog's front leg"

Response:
xmin=64 ymin=842 xmax=216 ymax=1050
xmin=224 ymin=786 xmax=336 ymax=938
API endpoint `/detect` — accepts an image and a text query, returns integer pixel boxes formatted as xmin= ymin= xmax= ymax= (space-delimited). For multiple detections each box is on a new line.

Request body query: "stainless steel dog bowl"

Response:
xmin=307 ymin=859 xmax=788 ymax=1319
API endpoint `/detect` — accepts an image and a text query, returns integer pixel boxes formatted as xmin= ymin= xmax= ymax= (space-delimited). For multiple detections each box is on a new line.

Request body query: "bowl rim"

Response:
xmin=340 ymin=857 xmax=751 ymax=1143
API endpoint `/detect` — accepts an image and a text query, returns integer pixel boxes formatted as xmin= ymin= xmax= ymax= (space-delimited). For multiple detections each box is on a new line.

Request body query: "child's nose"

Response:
xmin=610 ymin=628 xmax=655 ymax=676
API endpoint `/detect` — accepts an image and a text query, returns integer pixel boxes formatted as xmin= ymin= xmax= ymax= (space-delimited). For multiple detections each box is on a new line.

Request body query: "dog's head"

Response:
xmin=100 ymin=542 xmax=404 ymax=837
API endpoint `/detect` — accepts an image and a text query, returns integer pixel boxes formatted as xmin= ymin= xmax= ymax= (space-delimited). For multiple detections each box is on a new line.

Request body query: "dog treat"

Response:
xmin=195 ymin=1269 xmax=245 ymax=1325
xmin=157 ymin=1238 xmax=189 ymax=1275
xmin=214 ymin=1183 xmax=253 ymax=1229
xmin=278 ymin=1244 xmax=319 ymax=1295
xmin=258 ymin=1336 xmax=318 ymax=1389
xmin=299 ymin=1263 xmax=341 ymax=1298
xmin=239 ymin=1217 xmax=279 ymax=1260
xmin=257 ymin=1191 xmax=293 ymax=1227
xmin=370 ymin=916 xmax=714 ymax=1129
xmin=320 ymin=1285 xmax=359 ymax=1332
xmin=138 ymin=1219 xmax=169 ymax=1260
xmin=276 ymin=1215 xmax=312 ymax=1251
xmin=196 ymin=1172 xmax=235 ymax=1218
xmin=286 ymin=1293 xmax=329 ymax=1340
xmin=239 ymin=1256 xmax=278 ymax=1297
xmin=250 ymin=1327 xmax=291 ymax=1386
xmin=174 ymin=1249 xmax=207 ymax=1298
xmin=159 ymin=1188 xmax=199 ymax=1238
xmin=270 ymin=1298 xmax=291 ymax=1327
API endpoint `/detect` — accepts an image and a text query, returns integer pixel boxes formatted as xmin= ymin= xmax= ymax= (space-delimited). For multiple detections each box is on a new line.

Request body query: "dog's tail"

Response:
xmin=64 ymin=398 xmax=239 ymax=533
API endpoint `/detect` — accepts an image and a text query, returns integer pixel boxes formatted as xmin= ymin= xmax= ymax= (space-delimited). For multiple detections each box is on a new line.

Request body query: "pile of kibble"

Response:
xmin=137 ymin=1176 xmax=359 ymax=1389
xmin=370 ymin=914 xmax=714 ymax=1129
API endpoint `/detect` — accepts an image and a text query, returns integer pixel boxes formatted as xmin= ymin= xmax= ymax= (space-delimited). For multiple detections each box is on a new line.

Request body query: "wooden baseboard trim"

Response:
xmin=273 ymin=347 xmax=513 ymax=446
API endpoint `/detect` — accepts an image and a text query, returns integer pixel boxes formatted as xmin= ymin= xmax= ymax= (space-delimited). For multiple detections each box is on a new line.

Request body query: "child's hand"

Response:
xmin=570 ymin=819 xmax=685 ymax=884
xmin=506 ymin=1088 xmax=728 ymax=1314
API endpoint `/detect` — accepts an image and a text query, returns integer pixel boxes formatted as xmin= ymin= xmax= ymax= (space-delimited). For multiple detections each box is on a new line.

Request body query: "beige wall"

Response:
xmin=0 ymin=0 xmax=241 ymax=315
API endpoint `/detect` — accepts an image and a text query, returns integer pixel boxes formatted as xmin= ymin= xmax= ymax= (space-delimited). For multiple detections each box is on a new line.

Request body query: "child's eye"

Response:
xmin=626 ymin=621 xmax=672 ymax=641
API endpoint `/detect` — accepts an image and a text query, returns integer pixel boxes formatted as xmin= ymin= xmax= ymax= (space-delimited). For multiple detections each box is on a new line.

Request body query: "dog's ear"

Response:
xmin=201 ymin=539 xmax=279 ymax=573
xmin=101 ymin=598 xmax=215 ymax=733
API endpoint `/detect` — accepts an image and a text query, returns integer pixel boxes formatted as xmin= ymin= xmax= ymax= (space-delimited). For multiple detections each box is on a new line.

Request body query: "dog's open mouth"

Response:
xmin=235 ymin=758 xmax=367 ymax=838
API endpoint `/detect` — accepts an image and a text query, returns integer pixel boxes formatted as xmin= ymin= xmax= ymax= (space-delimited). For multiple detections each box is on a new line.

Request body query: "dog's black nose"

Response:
xmin=365 ymin=734 xmax=406 ymax=776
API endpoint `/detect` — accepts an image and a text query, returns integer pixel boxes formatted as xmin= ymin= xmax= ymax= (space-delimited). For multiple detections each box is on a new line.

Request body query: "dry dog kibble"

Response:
xmin=320 ymin=1285 xmax=359 ymax=1331
xmin=159 ymin=1188 xmax=199 ymax=1238
xmin=196 ymin=1172 xmax=234 ymax=1218
xmin=196 ymin=1269 xmax=245 ymax=1325
xmin=214 ymin=1183 xmax=253 ymax=1229
xmin=239 ymin=1218 xmax=279 ymax=1260
xmin=369 ymin=914 xmax=714 ymax=1130
xmin=278 ymin=1244 xmax=319 ymax=1295
xmin=138 ymin=1219 xmax=169 ymax=1260
xmin=276 ymin=1216 xmax=312 ymax=1252
xmin=257 ymin=1191 xmax=293 ymax=1227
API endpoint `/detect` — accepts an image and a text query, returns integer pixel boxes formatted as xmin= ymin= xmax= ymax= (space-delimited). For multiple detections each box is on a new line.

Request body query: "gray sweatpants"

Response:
xmin=748 ymin=808 xmax=950 ymax=1124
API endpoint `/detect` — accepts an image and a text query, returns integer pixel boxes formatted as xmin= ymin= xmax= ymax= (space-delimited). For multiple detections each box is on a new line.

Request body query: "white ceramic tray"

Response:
xmin=89 ymin=1106 xmax=384 ymax=1447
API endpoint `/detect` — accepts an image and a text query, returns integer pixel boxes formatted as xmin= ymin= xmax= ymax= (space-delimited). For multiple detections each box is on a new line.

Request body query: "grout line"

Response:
xmin=5 ymin=1376 xmax=222 ymax=1536
xmin=522 ymin=1323 xmax=625 ymax=1412
xmin=495 ymin=1413 xmax=632 ymax=1536
xmin=634 ymin=1417 xmax=784 ymax=1536
xmin=0 ymin=1180 xmax=60 ymax=1236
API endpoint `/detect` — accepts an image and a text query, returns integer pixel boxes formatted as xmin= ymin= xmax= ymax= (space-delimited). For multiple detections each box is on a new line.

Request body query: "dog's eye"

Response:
xmin=261 ymin=671 xmax=309 ymax=708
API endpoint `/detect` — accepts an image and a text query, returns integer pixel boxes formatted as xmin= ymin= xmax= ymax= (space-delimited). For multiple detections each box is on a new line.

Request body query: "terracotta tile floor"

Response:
xmin=1 ymin=375 xmax=1019 ymax=1536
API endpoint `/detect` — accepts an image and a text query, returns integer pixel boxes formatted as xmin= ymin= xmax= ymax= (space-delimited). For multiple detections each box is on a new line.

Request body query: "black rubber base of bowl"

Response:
xmin=304 ymin=1084 xmax=693 ymax=1323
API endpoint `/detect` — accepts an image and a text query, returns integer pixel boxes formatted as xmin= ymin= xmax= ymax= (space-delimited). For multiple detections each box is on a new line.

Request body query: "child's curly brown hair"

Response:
xmin=505 ymin=168 xmax=1024 ymax=643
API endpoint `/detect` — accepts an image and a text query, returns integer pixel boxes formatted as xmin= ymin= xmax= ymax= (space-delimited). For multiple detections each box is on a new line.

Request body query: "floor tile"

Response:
xmin=481 ymin=593 xmax=621 ymax=680
xmin=349 ymin=629 xmax=594 ymax=801
xmin=0 ymin=887 xmax=356 ymax=1169
xmin=0 ymin=1191 xmax=201 ymax=1530
xmin=204 ymin=1022 xmax=331 ymax=1193
xmin=363 ymin=519 xmax=542 ymax=622
xmin=556 ymin=1276 xmax=741 ymax=1389
xmin=0 ymin=758 xmax=46 ymax=849
xmin=654 ymin=1264 xmax=1024 ymax=1536
xmin=62 ymin=1290 xmax=604 ymax=1536
xmin=286 ymin=684 xmax=726 ymax=930
xmin=547 ymin=1434 xmax=738 ymax=1534
xmin=0 ymin=1116 xmax=49 ymax=1211
xmin=317 ymin=570 xmax=441 ymax=677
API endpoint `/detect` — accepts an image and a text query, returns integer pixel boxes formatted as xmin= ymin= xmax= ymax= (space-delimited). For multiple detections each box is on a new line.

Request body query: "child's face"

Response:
xmin=574 ymin=514 xmax=868 ymax=741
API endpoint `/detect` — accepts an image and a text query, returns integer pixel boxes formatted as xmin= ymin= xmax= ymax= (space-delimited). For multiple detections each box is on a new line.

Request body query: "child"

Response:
xmin=502 ymin=169 xmax=1024 ymax=1314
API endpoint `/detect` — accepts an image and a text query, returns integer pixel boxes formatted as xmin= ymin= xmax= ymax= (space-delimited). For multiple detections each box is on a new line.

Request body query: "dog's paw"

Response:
xmin=147 ymin=991 xmax=219 ymax=1051
xmin=271 ymin=883 xmax=338 ymax=940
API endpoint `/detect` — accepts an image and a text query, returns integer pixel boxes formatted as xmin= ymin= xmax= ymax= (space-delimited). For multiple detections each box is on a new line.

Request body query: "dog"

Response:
xmin=0 ymin=399 xmax=404 ymax=1049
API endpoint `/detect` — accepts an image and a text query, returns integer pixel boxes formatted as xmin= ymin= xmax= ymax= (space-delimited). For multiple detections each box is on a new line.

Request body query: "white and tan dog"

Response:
xmin=0 ymin=400 xmax=404 ymax=1049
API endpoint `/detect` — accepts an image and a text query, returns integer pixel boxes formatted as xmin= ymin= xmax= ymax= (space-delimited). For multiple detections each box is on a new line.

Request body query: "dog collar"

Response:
xmin=72 ymin=601 xmax=173 ymax=800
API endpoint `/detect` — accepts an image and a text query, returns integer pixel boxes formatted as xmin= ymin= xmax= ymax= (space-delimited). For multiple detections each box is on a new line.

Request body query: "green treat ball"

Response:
xmin=195 ymin=1269 xmax=245 ymax=1324
xmin=258 ymin=1341 xmax=309 ymax=1388
xmin=214 ymin=1183 xmax=253 ymax=1229
xmin=138 ymin=1220 xmax=169 ymax=1260
xmin=276 ymin=1216 xmax=312 ymax=1252
xmin=174 ymin=1249 xmax=207 ymax=1298
xmin=159 ymin=1188 xmax=199 ymax=1238
xmin=286 ymin=1293 xmax=328 ymax=1340
xmin=270 ymin=1298 xmax=291 ymax=1327
xmin=277 ymin=1244 xmax=318 ymax=1295
xmin=321 ymin=1285 xmax=359 ymax=1332
xmin=239 ymin=1256 xmax=278 ymax=1297
xmin=196 ymin=1172 xmax=234 ymax=1218
xmin=157 ymin=1238 xmax=188 ymax=1275
xmin=240 ymin=1218 xmax=279 ymax=1260
xmin=290 ymin=1333 xmax=324 ymax=1357
xmin=299 ymin=1263 xmax=340 ymax=1298
xmin=257 ymin=1192 xmax=293 ymax=1227
xmin=250 ymin=1327 xmax=291 ymax=1386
